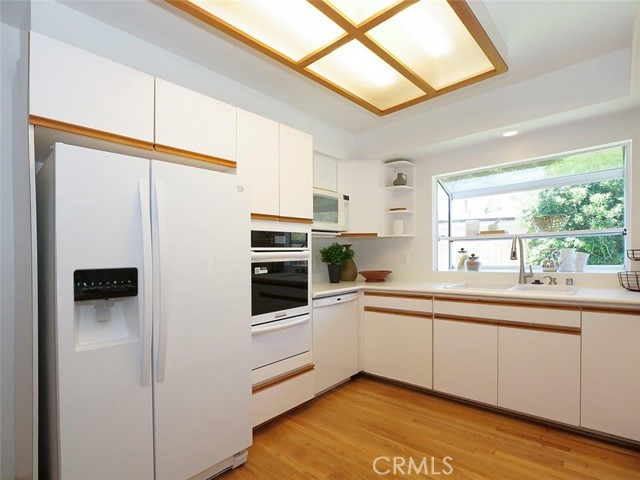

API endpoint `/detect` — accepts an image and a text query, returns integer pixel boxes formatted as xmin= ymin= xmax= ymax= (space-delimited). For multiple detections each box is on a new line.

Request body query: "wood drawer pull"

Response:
xmin=252 ymin=364 xmax=315 ymax=394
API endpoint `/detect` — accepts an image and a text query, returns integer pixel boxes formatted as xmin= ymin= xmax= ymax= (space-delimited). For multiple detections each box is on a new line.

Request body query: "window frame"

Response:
xmin=434 ymin=141 xmax=630 ymax=272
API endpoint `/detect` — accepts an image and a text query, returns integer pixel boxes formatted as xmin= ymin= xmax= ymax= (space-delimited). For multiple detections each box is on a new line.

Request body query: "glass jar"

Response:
xmin=466 ymin=253 xmax=481 ymax=271
xmin=456 ymin=248 xmax=468 ymax=271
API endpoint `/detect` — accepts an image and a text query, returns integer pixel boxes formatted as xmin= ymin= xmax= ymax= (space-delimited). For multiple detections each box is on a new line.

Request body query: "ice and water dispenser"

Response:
xmin=73 ymin=268 xmax=139 ymax=348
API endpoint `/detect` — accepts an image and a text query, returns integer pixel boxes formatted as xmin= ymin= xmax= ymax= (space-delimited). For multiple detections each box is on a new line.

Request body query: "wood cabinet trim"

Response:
xmin=434 ymin=313 xmax=497 ymax=327
xmin=278 ymin=215 xmax=313 ymax=224
xmin=364 ymin=291 xmax=433 ymax=300
xmin=434 ymin=313 xmax=581 ymax=335
xmin=30 ymin=115 xmax=154 ymax=151
xmin=30 ymin=115 xmax=241 ymax=170
xmin=251 ymin=213 xmax=281 ymax=222
xmin=250 ymin=213 xmax=313 ymax=223
xmin=252 ymin=364 xmax=315 ymax=394
xmin=434 ymin=295 xmax=581 ymax=311
xmin=581 ymin=306 xmax=640 ymax=316
xmin=364 ymin=306 xmax=432 ymax=319
xmin=154 ymin=143 xmax=236 ymax=168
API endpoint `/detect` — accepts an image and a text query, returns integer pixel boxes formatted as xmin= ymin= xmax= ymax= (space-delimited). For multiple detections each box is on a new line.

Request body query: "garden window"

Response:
xmin=436 ymin=144 xmax=627 ymax=271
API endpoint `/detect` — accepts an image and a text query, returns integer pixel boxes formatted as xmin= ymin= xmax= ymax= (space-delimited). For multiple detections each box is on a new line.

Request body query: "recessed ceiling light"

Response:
xmin=502 ymin=130 xmax=519 ymax=137
xmin=167 ymin=0 xmax=508 ymax=116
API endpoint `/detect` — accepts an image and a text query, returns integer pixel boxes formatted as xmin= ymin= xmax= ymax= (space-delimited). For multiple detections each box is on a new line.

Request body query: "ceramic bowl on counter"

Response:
xmin=359 ymin=270 xmax=392 ymax=282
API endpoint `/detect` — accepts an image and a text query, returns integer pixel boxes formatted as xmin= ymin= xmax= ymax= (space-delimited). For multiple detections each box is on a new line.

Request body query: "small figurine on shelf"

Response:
xmin=466 ymin=253 xmax=481 ymax=271
xmin=392 ymin=172 xmax=408 ymax=186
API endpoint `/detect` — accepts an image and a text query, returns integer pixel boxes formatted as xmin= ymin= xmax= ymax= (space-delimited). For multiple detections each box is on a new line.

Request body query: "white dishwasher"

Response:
xmin=312 ymin=292 xmax=359 ymax=395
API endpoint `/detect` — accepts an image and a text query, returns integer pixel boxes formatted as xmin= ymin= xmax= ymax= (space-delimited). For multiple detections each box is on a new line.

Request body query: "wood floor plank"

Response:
xmin=223 ymin=377 xmax=640 ymax=479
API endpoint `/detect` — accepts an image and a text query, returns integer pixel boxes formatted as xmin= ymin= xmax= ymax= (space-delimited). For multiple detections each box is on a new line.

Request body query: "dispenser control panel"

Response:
xmin=74 ymin=268 xmax=138 ymax=301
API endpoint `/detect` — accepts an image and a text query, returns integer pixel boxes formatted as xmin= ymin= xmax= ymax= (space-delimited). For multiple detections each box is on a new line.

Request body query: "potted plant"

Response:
xmin=319 ymin=242 xmax=355 ymax=283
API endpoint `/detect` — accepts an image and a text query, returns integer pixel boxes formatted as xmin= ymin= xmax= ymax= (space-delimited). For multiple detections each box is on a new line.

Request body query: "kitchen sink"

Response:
xmin=509 ymin=284 xmax=578 ymax=295
xmin=443 ymin=282 xmax=578 ymax=295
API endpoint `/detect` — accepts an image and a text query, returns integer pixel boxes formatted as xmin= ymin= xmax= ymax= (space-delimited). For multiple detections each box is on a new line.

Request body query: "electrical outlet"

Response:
xmin=401 ymin=252 xmax=408 ymax=264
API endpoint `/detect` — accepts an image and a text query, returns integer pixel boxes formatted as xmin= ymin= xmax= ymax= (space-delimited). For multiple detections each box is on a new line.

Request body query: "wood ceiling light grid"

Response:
xmin=166 ymin=0 xmax=508 ymax=116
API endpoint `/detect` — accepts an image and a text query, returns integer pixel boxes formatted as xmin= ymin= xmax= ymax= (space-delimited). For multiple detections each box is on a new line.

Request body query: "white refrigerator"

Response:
xmin=37 ymin=143 xmax=252 ymax=480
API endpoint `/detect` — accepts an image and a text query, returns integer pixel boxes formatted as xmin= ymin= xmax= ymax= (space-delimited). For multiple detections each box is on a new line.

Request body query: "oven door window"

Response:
xmin=251 ymin=260 xmax=309 ymax=317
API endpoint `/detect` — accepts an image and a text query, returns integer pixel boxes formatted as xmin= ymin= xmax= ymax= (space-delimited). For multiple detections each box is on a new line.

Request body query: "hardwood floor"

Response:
xmin=223 ymin=376 xmax=640 ymax=479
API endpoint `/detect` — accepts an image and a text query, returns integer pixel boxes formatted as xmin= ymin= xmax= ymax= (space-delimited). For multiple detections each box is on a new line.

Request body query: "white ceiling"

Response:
xmin=57 ymin=0 xmax=639 ymax=157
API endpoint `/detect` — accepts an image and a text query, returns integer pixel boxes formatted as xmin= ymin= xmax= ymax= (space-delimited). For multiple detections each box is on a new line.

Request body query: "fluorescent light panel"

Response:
xmin=174 ymin=0 xmax=507 ymax=115
xmin=190 ymin=0 xmax=345 ymax=61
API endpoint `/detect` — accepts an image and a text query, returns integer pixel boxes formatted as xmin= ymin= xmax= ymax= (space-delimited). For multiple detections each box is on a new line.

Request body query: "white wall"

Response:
xmin=329 ymin=108 xmax=639 ymax=285
xmin=28 ymin=0 xmax=357 ymax=161
xmin=1 ymin=2 xmax=33 ymax=478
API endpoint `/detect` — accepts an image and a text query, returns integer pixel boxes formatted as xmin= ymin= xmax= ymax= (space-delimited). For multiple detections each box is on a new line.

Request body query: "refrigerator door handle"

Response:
xmin=153 ymin=179 xmax=169 ymax=383
xmin=139 ymin=179 xmax=153 ymax=387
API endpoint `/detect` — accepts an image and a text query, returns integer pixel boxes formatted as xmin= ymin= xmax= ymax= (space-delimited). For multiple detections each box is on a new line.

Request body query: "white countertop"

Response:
xmin=313 ymin=278 xmax=640 ymax=308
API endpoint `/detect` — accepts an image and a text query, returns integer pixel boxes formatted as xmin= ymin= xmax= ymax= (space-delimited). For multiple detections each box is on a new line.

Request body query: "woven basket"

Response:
xmin=532 ymin=214 xmax=568 ymax=232
xmin=618 ymin=271 xmax=640 ymax=292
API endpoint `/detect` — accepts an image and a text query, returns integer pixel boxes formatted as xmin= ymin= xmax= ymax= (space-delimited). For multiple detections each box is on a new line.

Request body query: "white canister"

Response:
xmin=392 ymin=219 xmax=405 ymax=235
xmin=464 ymin=220 xmax=480 ymax=236
xmin=555 ymin=248 xmax=576 ymax=272
xmin=574 ymin=252 xmax=590 ymax=272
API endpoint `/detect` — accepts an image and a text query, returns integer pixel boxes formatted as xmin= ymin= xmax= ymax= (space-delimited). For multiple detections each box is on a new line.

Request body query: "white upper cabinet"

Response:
xmin=29 ymin=32 xmax=154 ymax=144
xmin=313 ymin=153 xmax=338 ymax=192
xmin=237 ymin=113 xmax=313 ymax=221
xmin=237 ymin=109 xmax=280 ymax=217
xmin=279 ymin=124 xmax=313 ymax=220
xmin=155 ymin=79 xmax=236 ymax=163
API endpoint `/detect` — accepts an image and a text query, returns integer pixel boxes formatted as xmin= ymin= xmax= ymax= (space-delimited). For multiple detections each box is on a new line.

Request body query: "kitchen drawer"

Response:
xmin=363 ymin=291 xmax=432 ymax=313
xmin=434 ymin=297 xmax=580 ymax=328
xmin=252 ymin=367 xmax=314 ymax=427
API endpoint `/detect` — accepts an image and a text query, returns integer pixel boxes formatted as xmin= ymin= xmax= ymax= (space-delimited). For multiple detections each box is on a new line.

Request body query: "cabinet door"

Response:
xmin=29 ymin=32 xmax=154 ymax=143
xmin=363 ymin=311 xmax=432 ymax=388
xmin=155 ymin=79 xmax=236 ymax=162
xmin=498 ymin=327 xmax=580 ymax=425
xmin=313 ymin=297 xmax=359 ymax=394
xmin=236 ymin=109 xmax=280 ymax=217
xmin=433 ymin=319 xmax=497 ymax=405
xmin=582 ymin=311 xmax=640 ymax=441
xmin=279 ymin=124 xmax=313 ymax=221
xmin=313 ymin=153 xmax=337 ymax=191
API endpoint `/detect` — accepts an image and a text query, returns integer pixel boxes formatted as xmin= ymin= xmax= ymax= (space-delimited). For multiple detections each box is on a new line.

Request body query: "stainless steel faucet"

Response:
xmin=510 ymin=235 xmax=533 ymax=284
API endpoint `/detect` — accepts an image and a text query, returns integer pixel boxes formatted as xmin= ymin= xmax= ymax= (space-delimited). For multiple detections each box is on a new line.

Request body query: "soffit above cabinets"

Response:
xmin=165 ymin=0 xmax=507 ymax=116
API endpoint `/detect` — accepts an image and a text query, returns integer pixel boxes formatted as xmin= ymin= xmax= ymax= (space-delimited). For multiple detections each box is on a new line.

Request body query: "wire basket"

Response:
xmin=532 ymin=214 xmax=568 ymax=232
xmin=627 ymin=249 xmax=640 ymax=262
xmin=618 ymin=271 xmax=640 ymax=292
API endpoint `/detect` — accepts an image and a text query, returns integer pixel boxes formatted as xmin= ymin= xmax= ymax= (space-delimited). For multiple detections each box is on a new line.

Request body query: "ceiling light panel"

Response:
xmin=306 ymin=40 xmax=424 ymax=110
xmin=327 ymin=0 xmax=398 ymax=25
xmin=367 ymin=0 xmax=494 ymax=90
xmin=169 ymin=0 xmax=507 ymax=115
xmin=191 ymin=0 xmax=345 ymax=61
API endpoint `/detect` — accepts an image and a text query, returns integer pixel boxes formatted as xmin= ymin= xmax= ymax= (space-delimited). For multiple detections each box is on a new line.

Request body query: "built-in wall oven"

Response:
xmin=250 ymin=230 xmax=311 ymax=371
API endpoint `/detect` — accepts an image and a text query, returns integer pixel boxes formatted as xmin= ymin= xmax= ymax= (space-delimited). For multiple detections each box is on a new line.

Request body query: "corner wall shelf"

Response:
xmin=384 ymin=160 xmax=415 ymax=236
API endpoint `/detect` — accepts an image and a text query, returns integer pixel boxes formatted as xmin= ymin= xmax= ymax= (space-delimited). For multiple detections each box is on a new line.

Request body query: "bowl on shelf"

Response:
xmin=359 ymin=270 xmax=392 ymax=282
xmin=532 ymin=214 xmax=568 ymax=232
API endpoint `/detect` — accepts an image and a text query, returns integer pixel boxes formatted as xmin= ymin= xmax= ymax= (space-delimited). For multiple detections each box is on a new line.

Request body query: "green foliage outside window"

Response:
xmin=521 ymin=181 xmax=624 ymax=266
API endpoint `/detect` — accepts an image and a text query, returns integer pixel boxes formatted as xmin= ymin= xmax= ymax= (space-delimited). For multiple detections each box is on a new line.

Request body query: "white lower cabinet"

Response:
xmin=363 ymin=310 xmax=432 ymax=388
xmin=433 ymin=319 xmax=497 ymax=405
xmin=313 ymin=293 xmax=359 ymax=395
xmin=251 ymin=352 xmax=314 ymax=428
xmin=581 ymin=309 xmax=640 ymax=441
xmin=498 ymin=327 xmax=580 ymax=425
